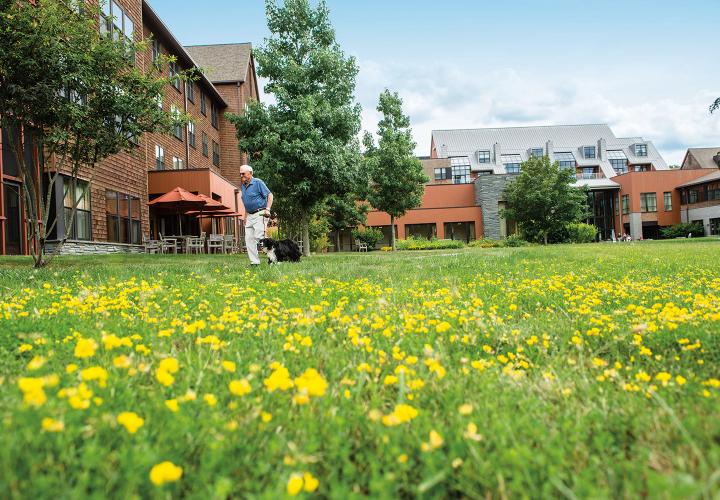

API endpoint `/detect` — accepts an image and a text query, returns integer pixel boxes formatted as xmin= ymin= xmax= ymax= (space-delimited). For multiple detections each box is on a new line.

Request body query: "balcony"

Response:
xmin=576 ymin=173 xmax=605 ymax=180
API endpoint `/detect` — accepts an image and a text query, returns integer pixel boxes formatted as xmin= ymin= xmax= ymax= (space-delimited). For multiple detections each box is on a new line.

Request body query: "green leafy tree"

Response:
xmin=365 ymin=89 xmax=428 ymax=251
xmin=323 ymin=193 xmax=369 ymax=251
xmin=0 ymin=0 xmax=190 ymax=267
xmin=501 ymin=155 xmax=588 ymax=245
xmin=228 ymin=0 xmax=362 ymax=256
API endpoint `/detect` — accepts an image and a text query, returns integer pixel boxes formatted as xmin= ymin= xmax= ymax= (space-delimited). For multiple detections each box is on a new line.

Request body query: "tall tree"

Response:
xmin=228 ymin=0 xmax=362 ymax=256
xmin=365 ymin=89 xmax=428 ymax=251
xmin=501 ymin=155 xmax=588 ymax=245
xmin=0 ymin=0 xmax=189 ymax=267
xmin=324 ymin=193 xmax=369 ymax=252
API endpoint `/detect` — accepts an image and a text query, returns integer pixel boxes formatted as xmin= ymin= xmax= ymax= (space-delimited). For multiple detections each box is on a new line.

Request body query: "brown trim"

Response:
xmin=368 ymin=205 xmax=479 ymax=213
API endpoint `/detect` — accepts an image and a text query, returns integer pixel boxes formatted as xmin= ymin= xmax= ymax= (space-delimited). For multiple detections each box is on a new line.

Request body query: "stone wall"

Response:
xmin=474 ymin=174 xmax=517 ymax=239
xmin=45 ymin=240 xmax=144 ymax=255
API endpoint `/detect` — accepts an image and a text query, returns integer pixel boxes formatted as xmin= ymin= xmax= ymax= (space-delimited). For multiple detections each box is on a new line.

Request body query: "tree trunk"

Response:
xmin=334 ymin=230 xmax=341 ymax=252
xmin=302 ymin=217 xmax=311 ymax=257
xmin=390 ymin=215 xmax=396 ymax=251
xmin=543 ymin=231 xmax=548 ymax=245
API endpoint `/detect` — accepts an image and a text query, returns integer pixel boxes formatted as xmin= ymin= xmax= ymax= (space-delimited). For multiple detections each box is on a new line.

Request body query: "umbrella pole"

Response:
xmin=179 ymin=211 xmax=183 ymax=236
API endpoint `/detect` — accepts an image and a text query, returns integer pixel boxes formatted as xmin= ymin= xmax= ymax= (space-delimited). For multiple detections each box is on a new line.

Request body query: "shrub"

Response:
xmin=468 ymin=238 xmax=503 ymax=248
xmin=310 ymin=216 xmax=331 ymax=253
xmin=660 ymin=222 xmax=704 ymax=239
xmin=352 ymin=228 xmax=384 ymax=249
xmin=395 ymin=237 xmax=465 ymax=250
xmin=566 ymin=223 xmax=598 ymax=243
xmin=503 ymin=234 xmax=528 ymax=247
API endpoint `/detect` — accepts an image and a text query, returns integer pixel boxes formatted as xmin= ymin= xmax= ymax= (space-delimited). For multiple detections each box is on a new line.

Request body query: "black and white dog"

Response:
xmin=259 ymin=237 xmax=302 ymax=264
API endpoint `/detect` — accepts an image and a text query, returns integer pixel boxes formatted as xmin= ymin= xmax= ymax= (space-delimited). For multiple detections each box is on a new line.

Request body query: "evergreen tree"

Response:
xmin=228 ymin=0 xmax=362 ymax=256
xmin=365 ymin=90 xmax=428 ymax=251
xmin=501 ymin=155 xmax=588 ymax=244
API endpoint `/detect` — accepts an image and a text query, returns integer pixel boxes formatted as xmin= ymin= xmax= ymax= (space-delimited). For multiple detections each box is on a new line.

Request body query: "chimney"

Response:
xmin=714 ymin=152 xmax=720 ymax=168
xmin=440 ymin=144 xmax=448 ymax=157
xmin=493 ymin=142 xmax=502 ymax=165
xmin=546 ymin=140 xmax=554 ymax=159
xmin=598 ymin=138 xmax=607 ymax=160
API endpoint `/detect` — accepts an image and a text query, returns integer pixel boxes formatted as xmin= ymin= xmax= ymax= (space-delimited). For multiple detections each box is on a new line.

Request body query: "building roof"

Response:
xmin=682 ymin=147 xmax=720 ymax=169
xmin=676 ymin=169 xmax=720 ymax=188
xmin=184 ymin=43 xmax=253 ymax=83
xmin=431 ymin=124 xmax=668 ymax=183
xmin=142 ymin=1 xmax=227 ymax=107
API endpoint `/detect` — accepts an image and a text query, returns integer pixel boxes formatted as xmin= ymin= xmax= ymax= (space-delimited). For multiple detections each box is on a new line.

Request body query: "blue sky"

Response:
xmin=149 ymin=0 xmax=720 ymax=164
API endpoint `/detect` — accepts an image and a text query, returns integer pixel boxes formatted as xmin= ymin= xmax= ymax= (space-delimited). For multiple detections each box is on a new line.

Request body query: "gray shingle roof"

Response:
xmin=676 ymin=170 xmax=720 ymax=188
xmin=683 ymin=147 xmax=720 ymax=169
xmin=431 ymin=124 xmax=668 ymax=182
xmin=184 ymin=44 xmax=252 ymax=83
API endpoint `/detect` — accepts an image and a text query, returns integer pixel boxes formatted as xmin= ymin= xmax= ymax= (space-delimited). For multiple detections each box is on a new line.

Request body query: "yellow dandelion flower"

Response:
xmin=221 ymin=360 xmax=236 ymax=373
xmin=287 ymin=474 xmax=304 ymax=496
xmin=117 ymin=411 xmax=144 ymax=434
xmin=149 ymin=461 xmax=183 ymax=486
xmin=229 ymin=379 xmax=252 ymax=396
xmin=41 ymin=417 xmax=64 ymax=433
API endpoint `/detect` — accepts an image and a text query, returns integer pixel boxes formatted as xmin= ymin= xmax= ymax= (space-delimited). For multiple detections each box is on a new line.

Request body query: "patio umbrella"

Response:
xmin=148 ymin=187 xmax=207 ymax=236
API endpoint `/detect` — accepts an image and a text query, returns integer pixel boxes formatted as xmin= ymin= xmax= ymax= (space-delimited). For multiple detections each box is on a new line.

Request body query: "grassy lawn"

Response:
xmin=1 ymin=240 xmax=719 ymax=498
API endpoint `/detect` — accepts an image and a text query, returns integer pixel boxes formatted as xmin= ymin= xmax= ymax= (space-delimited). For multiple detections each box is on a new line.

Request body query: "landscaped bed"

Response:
xmin=1 ymin=240 xmax=719 ymax=497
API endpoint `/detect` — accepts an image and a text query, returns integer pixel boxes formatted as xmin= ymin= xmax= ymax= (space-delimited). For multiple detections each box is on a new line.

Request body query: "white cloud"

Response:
xmin=356 ymin=60 xmax=720 ymax=165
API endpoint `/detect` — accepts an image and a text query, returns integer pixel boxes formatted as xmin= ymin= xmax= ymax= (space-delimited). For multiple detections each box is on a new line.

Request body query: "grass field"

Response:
xmin=1 ymin=240 xmax=719 ymax=498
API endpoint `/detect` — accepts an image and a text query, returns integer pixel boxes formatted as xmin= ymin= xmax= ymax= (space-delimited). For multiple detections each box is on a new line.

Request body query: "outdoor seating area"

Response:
xmin=146 ymin=187 xmax=245 ymax=255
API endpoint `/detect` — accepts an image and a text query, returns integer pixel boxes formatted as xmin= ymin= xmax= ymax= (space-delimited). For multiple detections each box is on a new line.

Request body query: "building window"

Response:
xmin=688 ymin=189 xmax=699 ymax=204
xmin=106 ymin=191 xmax=141 ymax=245
xmin=172 ymin=156 xmax=184 ymax=170
xmin=186 ymin=82 xmax=194 ymax=103
xmin=581 ymin=167 xmax=595 ymax=179
xmin=211 ymin=102 xmax=219 ymax=129
xmin=664 ymin=191 xmax=672 ymax=211
xmin=200 ymin=90 xmax=207 ymax=116
xmin=212 ymin=141 xmax=220 ymax=167
xmin=607 ymin=150 xmax=628 ymax=174
xmin=477 ymin=150 xmax=491 ymax=163
xmin=583 ymin=146 xmax=596 ymax=159
xmin=169 ymin=61 xmax=180 ymax=90
xmin=640 ymin=192 xmax=657 ymax=213
xmin=63 ymin=178 xmax=91 ymax=240
xmin=170 ymin=105 xmax=182 ymax=140
xmin=553 ymin=152 xmax=576 ymax=169
xmin=156 ymin=93 xmax=163 ymax=109
xmin=151 ymin=39 xmax=161 ymax=67
xmin=100 ymin=1 xmax=134 ymax=46
xmin=707 ymin=182 xmax=720 ymax=201
xmin=434 ymin=168 xmax=450 ymax=181
xmin=530 ymin=148 xmax=544 ymax=158
xmin=155 ymin=145 xmax=164 ymax=170
xmin=710 ymin=218 xmax=720 ymax=235
xmin=202 ymin=132 xmax=209 ymax=157
xmin=501 ymin=154 xmax=522 ymax=174
xmin=450 ymin=157 xmax=471 ymax=184
xmin=635 ymin=144 xmax=648 ymax=157
xmin=188 ymin=122 xmax=196 ymax=148
xmin=635 ymin=164 xmax=650 ymax=172
xmin=622 ymin=194 xmax=629 ymax=214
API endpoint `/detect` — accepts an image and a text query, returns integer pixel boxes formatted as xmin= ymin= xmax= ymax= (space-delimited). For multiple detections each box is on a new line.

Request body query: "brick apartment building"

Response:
xmin=0 ymin=0 xmax=259 ymax=255
xmin=367 ymin=125 xmax=719 ymax=245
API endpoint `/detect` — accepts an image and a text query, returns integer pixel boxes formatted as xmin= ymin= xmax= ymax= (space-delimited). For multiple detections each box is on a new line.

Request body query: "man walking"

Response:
xmin=240 ymin=164 xmax=273 ymax=265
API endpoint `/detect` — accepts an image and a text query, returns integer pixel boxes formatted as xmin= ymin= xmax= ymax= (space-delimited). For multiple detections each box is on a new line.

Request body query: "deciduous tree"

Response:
xmin=501 ymin=155 xmax=588 ymax=245
xmin=365 ymin=90 xmax=428 ymax=251
xmin=0 ymin=0 xmax=189 ymax=267
xmin=228 ymin=0 xmax=362 ymax=256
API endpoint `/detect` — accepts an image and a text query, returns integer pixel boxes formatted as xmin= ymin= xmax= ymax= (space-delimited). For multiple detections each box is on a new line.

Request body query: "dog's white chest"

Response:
xmin=267 ymin=248 xmax=277 ymax=263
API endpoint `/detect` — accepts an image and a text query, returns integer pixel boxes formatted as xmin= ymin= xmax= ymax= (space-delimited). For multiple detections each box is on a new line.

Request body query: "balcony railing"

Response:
xmin=576 ymin=173 xmax=605 ymax=180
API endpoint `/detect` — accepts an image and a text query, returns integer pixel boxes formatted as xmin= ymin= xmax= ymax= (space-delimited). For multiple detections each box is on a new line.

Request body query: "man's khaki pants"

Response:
xmin=245 ymin=212 xmax=266 ymax=264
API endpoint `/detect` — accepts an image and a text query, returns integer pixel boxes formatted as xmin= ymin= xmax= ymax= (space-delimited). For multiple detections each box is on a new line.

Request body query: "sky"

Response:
xmin=148 ymin=0 xmax=720 ymax=165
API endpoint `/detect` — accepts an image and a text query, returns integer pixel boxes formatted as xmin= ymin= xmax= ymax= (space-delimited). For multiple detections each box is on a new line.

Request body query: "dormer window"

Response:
xmin=477 ymin=150 xmax=491 ymax=163
xmin=530 ymin=148 xmax=544 ymax=158
xmin=553 ymin=152 xmax=576 ymax=169
xmin=583 ymin=146 xmax=596 ymax=159
xmin=634 ymin=144 xmax=648 ymax=157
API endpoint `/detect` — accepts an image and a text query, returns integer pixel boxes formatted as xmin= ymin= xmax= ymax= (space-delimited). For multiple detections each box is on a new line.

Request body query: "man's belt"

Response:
xmin=247 ymin=207 xmax=267 ymax=215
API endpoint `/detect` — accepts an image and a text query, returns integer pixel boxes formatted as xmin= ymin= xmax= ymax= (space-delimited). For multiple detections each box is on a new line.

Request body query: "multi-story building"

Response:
xmin=0 ymin=0 xmax=259 ymax=255
xmin=677 ymin=148 xmax=720 ymax=235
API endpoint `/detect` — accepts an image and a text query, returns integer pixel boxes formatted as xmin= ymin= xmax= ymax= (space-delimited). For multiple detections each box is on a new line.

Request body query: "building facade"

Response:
xmin=0 ymin=0 xmax=259 ymax=255
xmin=677 ymin=148 xmax=720 ymax=235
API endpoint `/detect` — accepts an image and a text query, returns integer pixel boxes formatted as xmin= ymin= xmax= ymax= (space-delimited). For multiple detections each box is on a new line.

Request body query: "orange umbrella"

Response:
xmin=149 ymin=187 xmax=207 ymax=235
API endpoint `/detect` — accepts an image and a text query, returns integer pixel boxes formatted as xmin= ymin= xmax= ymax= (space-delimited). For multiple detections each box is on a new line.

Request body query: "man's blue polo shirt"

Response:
xmin=241 ymin=178 xmax=271 ymax=213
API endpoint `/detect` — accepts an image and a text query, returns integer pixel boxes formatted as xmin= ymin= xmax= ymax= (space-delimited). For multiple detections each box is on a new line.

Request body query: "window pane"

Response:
xmin=107 ymin=215 xmax=118 ymax=242
xmin=119 ymin=217 xmax=129 ymax=243
xmin=131 ymin=220 xmax=141 ymax=245
xmin=130 ymin=197 xmax=140 ymax=219
xmin=106 ymin=190 xmax=118 ymax=215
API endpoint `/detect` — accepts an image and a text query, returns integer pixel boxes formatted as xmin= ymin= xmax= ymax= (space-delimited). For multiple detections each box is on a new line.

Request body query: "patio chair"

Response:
xmin=142 ymin=236 xmax=159 ymax=254
xmin=186 ymin=236 xmax=205 ymax=254
xmin=355 ymin=239 xmax=368 ymax=252
xmin=208 ymin=234 xmax=224 ymax=254
xmin=158 ymin=234 xmax=177 ymax=254
xmin=223 ymin=234 xmax=237 ymax=254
